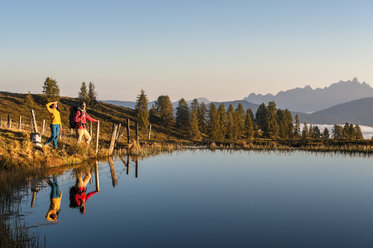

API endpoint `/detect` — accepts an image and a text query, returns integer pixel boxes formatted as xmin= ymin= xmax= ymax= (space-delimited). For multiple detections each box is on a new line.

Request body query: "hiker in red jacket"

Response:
xmin=74 ymin=102 xmax=99 ymax=144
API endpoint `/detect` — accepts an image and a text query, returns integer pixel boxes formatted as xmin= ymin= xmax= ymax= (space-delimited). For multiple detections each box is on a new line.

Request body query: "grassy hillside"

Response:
xmin=0 ymin=91 xmax=187 ymax=143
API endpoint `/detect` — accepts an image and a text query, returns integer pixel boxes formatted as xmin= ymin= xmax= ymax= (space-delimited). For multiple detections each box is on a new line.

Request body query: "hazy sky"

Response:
xmin=1 ymin=0 xmax=373 ymax=101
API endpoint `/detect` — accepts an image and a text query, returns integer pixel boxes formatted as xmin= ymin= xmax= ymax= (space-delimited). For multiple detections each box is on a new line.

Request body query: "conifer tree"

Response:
xmin=308 ymin=124 xmax=313 ymax=138
xmin=149 ymin=104 xmax=157 ymax=121
xmin=244 ymin=109 xmax=254 ymax=139
xmin=302 ymin=123 xmax=309 ymax=139
xmin=267 ymin=101 xmax=279 ymax=138
xmin=332 ymin=124 xmax=343 ymax=139
xmin=256 ymin=103 xmax=268 ymax=135
xmin=189 ymin=109 xmax=201 ymax=140
xmin=155 ymin=95 xmax=174 ymax=124
xmin=88 ymin=82 xmax=98 ymax=105
xmin=277 ymin=109 xmax=286 ymax=138
xmin=355 ymin=124 xmax=363 ymax=139
xmin=208 ymin=103 xmax=219 ymax=140
xmin=236 ymin=103 xmax=245 ymax=121
xmin=78 ymin=82 xmax=89 ymax=102
xmin=294 ymin=114 xmax=301 ymax=137
xmin=24 ymin=91 xmax=35 ymax=109
xmin=199 ymin=102 xmax=208 ymax=134
xmin=226 ymin=111 xmax=235 ymax=140
xmin=323 ymin=127 xmax=330 ymax=139
xmin=283 ymin=109 xmax=293 ymax=138
xmin=217 ymin=104 xmax=227 ymax=140
xmin=349 ymin=124 xmax=355 ymax=139
xmin=312 ymin=126 xmax=321 ymax=138
xmin=136 ymin=90 xmax=149 ymax=133
xmin=343 ymin=123 xmax=350 ymax=139
xmin=42 ymin=77 xmax=60 ymax=102
xmin=176 ymin=98 xmax=190 ymax=129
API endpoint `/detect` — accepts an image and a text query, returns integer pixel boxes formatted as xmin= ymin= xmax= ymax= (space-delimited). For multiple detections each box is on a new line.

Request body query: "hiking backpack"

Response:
xmin=69 ymin=107 xmax=78 ymax=129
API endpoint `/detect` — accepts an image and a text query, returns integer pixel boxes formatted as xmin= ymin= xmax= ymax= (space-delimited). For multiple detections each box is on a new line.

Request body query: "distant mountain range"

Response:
xmin=244 ymin=78 xmax=373 ymax=113
xmin=297 ymin=97 xmax=373 ymax=126
xmin=104 ymin=78 xmax=373 ymax=126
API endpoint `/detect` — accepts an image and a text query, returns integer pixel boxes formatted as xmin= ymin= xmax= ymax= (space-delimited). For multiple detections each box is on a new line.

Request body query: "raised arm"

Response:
xmin=46 ymin=102 xmax=55 ymax=113
xmin=86 ymin=113 xmax=98 ymax=123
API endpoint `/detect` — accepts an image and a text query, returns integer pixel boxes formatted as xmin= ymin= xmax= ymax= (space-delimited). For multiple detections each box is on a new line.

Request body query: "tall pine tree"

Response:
xmin=176 ymin=98 xmax=190 ymax=129
xmin=136 ymin=90 xmax=149 ymax=134
xmin=78 ymin=82 xmax=89 ymax=102
xmin=42 ymin=77 xmax=60 ymax=102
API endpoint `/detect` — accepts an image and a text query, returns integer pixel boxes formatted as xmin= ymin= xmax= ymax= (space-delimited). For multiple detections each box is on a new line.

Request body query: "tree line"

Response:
xmin=26 ymin=79 xmax=365 ymax=141
xmin=135 ymin=90 xmax=364 ymax=141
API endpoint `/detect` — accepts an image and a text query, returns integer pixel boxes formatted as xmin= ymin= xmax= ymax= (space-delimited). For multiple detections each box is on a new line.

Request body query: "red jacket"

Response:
xmin=74 ymin=109 xmax=98 ymax=129
xmin=74 ymin=187 xmax=97 ymax=206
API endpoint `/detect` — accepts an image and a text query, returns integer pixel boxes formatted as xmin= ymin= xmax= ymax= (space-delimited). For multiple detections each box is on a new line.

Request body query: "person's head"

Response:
xmin=80 ymin=102 xmax=86 ymax=110
xmin=46 ymin=211 xmax=59 ymax=222
xmin=50 ymin=102 xmax=58 ymax=109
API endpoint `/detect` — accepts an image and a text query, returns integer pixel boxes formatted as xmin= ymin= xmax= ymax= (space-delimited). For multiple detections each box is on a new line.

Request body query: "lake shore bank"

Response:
xmin=3 ymin=127 xmax=373 ymax=172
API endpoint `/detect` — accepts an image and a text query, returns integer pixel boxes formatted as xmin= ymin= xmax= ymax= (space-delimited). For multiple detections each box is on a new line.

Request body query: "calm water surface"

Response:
xmin=4 ymin=150 xmax=373 ymax=248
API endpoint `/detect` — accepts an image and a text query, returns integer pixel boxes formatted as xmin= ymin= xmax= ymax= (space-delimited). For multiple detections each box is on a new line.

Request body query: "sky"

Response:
xmin=1 ymin=0 xmax=373 ymax=101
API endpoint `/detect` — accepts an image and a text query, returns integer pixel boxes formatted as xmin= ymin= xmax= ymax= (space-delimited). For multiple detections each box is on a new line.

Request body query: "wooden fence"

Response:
xmin=0 ymin=110 xmax=153 ymax=155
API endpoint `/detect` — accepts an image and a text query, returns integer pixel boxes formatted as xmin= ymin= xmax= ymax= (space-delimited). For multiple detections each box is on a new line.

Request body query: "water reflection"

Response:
xmin=45 ymin=175 xmax=62 ymax=222
xmin=69 ymin=169 xmax=98 ymax=214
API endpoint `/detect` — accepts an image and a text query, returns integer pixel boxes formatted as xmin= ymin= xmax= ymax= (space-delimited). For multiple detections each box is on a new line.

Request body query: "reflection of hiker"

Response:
xmin=69 ymin=172 xmax=98 ymax=214
xmin=73 ymin=102 xmax=98 ymax=144
xmin=44 ymin=101 xmax=62 ymax=149
xmin=45 ymin=175 xmax=62 ymax=222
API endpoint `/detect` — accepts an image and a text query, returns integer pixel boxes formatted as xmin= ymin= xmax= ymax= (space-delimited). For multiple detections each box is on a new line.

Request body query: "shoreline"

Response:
xmin=2 ymin=127 xmax=373 ymax=173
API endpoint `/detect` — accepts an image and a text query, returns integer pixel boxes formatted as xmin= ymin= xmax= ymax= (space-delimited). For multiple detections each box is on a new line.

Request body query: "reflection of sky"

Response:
xmin=17 ymin=150 xmax=373 ymax=247
xmin=1 ymin=1 xmax=373 ymax=101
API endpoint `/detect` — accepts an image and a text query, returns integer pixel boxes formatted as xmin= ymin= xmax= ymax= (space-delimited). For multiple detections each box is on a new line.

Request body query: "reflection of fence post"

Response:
xmin=95 ymin=121 xmax=100 ymax=155
xmin=95 ymin=161 xmax=100 ymax=192
xmin=127 ymin=119 xmax=130 ymax=144
xmin=148 ymin=124 xmax=152 ymax=141
xmin=109 ymin=123 xmax=118 ymax=155
xmin=18 ymin=116 xmax=22 ymax=130
xmin=108 ymin=158 xmax=118 ymax=187
xmin=135 ymin=158 xmax=139 ymax=178
xmin=31 ymin=192 xmax=37 ymax=208
xmin=126 ymin=155 xmax=130 ymax=175
xmin=42 ymin=120 xmax=45 ymax=134
xmin=136 ymin=122 xmax=139 ymax=143
xmin=7 ymin=114 xmax=11 ymax=128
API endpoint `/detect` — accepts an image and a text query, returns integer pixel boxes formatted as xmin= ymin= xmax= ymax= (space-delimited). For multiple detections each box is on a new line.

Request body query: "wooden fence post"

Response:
xmin=109 ymin=123 xmax=118 ymax=155
xmin=30 ymin=109 xmax=38 ymax=133
xmin=7 ymin=114 xmax=11 ymax=128
xmin=127 ymin=119 xmax=130 ymax=144
xmin=90 ymin=122 xmax=93 ymax=137
xmin=18 ymin=116 xmax=22 ymax=130
xmin=115 ymin=123 xmax=121 ymax=144
xmin=136 ymin=122 xmax=139 ymax=143
xmin=42 ymin=120 xmax=45 ymax=134
xmin=148 ymin=124 xmax=152 ymax=141
xmin=95 ymin=121 xmax=100 ymax=155
xmin=0 ymin=117 xmax=2 ymax=128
